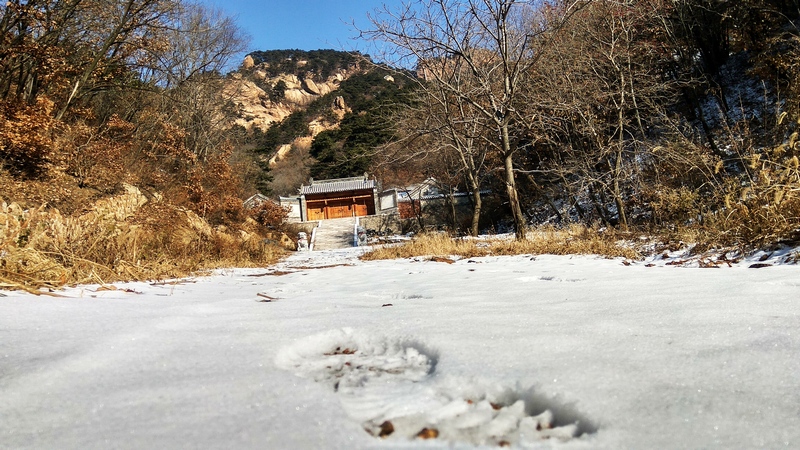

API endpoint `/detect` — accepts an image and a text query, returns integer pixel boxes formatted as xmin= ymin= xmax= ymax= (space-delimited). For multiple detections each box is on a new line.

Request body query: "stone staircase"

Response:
xmin=312 ymin=217 xmax=356 ymax=250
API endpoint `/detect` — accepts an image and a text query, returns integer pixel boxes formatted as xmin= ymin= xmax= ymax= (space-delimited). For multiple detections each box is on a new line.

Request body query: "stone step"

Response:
xmin=312 ymin=217 xmax=356 ymax=250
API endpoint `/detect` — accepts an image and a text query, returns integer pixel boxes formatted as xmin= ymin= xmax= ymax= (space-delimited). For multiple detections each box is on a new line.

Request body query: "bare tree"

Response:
xmin=150 ymin=3 xmax=248 ymax=161
xmin=138 ymin=3 xmax=248 ymax=88
xmin=55 ymin=0 xmax=180 ymax=119
xmin=437 ymin=90 xmax=489 ymax=235
xmin=382 ymin=72 xmax=490 ymax=235
xmin=363 ymin=0 xmax=587 ymax=239
xmin=516 ymin=0 xmax=681 ymax=228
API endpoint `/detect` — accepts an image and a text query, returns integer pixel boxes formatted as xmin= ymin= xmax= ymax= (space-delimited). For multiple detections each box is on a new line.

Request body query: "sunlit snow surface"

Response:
xmin=2 ymin=246 xmax=799 ymax=449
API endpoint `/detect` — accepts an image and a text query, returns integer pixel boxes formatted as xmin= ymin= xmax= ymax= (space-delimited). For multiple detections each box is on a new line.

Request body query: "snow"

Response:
xmin=2 ymin=246 xmax=800 ymax=449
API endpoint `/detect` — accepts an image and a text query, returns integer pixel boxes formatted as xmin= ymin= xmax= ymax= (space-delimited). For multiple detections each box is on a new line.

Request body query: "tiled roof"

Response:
xmin=397 ymin=190 xmax=492 ymax=201
xmin=300 ymin=178 xmax=375 ymax=195
xmin=243 ymin=193 xmax=271 ymax=207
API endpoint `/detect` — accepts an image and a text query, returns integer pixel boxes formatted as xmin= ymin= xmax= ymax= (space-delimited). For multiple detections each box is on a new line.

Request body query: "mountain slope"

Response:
xmin=227 ymin=49 xmax=416 ymax=196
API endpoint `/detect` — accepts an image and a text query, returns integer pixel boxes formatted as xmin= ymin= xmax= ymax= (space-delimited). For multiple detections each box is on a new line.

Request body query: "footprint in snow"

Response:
xmin=275 ymin=328 xmax=595 ymax=447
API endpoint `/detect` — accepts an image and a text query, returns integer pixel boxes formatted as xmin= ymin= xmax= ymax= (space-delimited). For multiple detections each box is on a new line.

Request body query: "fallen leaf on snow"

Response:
xmin=324 ymin=347 xmax=356 ymax=356
xmin=379 ymin=421 xmax=394 ymax=438
xmin=429 ymin=256 xmax=455 ymax=264
xmin=256 ymin=293 xmax=279 ymax=302
xmin=417 ymin=428 xmax=439 ymax=439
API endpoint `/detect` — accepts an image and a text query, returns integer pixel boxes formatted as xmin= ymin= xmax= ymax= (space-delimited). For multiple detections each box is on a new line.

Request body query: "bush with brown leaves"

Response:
xmin=250 ymin=200 xmax=289 ymax=229
xmin=0 ymin=98 xmax=57 ymax=177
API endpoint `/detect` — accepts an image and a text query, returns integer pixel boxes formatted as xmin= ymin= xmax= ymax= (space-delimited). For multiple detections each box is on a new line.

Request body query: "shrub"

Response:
xmin=0 ymin=98 xmax=57 ymax=177
xmin=250 ymin=200 xmax=289 ymax=228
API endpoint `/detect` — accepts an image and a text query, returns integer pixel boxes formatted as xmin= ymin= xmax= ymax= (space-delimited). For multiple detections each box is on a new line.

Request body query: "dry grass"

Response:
xmin=361 ymin=225 xmax=641 ymax=261
xmin=0 ymin=186 xmax=289 ymax=293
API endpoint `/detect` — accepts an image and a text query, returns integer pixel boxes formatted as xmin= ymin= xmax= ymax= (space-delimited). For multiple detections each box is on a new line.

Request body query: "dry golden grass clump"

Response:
xmin=361 ymin=225 xmax=641 ymax=261
xmin=0 ymin=186 xmax=289 ymax=293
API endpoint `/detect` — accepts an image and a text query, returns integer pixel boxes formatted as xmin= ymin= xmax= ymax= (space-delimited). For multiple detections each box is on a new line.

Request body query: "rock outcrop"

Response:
xmin=302 ymin=78 xmax=323 ymax=95
xmin=333 ymin=95 xmax=347 ymax=111
xmin=269 ymin=144 xmax=293 ymax=167
xmin=225 ymin=78 xmax=293 ymax=131
xmin=331 ymin=96 xmax=350 ymax=121
xmin=242 ymin=55 xmax=255 ymax=70
xmin=226 ymin=58 xmax=361 ymax=133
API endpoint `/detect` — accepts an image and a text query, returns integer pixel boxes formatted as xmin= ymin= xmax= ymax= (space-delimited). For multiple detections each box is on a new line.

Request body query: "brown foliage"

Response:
xmin=706 ymin=120 xmax=800 ymax=247
xmin=60 ymin=115 xmax=134 ymax=189
xmin=181 ymin=148 xmax=247 ymax=226
xmin=0 ymin=98 xmax=57 ymax=176
xmin=0 ymin=1 xmax=276 ymax=292
xmin=250 ymin=200 xmax=289 ymax=229
xmin=643 ymin=112 xmax=800 ymax=249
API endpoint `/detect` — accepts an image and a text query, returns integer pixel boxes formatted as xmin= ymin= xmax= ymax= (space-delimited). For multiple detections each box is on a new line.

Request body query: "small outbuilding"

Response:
xmin=243 ymin=193 xmax=270 ymax=209
xmin=299 ymin=175 xmax=377 ymax=221
xmin=378 ymin=178 xmax=491 ymax=221
xmin=279 ymin=196 xmax=302 ymax=222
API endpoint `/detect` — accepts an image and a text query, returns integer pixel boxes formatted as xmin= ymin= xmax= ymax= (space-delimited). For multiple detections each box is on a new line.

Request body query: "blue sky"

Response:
xmin=196 ymin=0 xmax=403 ymax=53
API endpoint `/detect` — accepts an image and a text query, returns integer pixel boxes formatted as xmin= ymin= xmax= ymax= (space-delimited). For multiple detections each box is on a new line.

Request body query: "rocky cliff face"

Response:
xmin=226 ymin=58 xmax=357 ymax=133
xmin=224 ymin=51 xmax=409 ymax=195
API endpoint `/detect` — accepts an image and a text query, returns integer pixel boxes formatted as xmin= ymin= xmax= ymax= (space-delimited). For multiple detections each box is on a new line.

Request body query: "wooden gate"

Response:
xmin=354 ymin=199 xmax=369 ymax=216
xmin=305 ymin=192 xmax=374 ymax=220
xmin=306 ymin=202 xmax=326 ymax=220
xmin=306 ymin=200 xmax=354 ymax=220
xmin=326 ymin=200 xmax=353 ymax=219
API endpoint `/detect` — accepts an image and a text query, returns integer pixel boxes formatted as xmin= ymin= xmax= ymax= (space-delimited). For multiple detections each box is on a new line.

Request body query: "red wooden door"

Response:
xmin=307 ymin=202 xmax=325 ymax=220
xmin=326 ymin=201 xmax=352 ymax=219
xmin=354 ymin=200 xmax=368 ymax=217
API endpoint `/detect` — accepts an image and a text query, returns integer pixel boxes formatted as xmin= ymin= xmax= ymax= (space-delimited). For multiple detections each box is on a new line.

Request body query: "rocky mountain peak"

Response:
xmin=226 ymin=50 xmax=365 ymax=133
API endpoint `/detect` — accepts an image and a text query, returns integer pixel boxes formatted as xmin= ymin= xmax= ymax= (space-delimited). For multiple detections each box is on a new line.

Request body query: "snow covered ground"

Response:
xmin=1 ymin=247 xmax=799 ymax=449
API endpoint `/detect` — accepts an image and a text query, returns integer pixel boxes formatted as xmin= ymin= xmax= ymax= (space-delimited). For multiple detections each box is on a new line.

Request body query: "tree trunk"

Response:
xmin=470 ymin=185 xmax=482 ymax=237
xmin=589 ymin=183 xmax=612 ymax=225
xmin=571 ymin=195 xmax=586 ymax=221
xmin=501 ymin=124 xmax=526 ymax=240
xmin=615 ymin=100 xmax=628 ymax=230
xmin=449 ymin=187 xmax=457 ymax=231
xmin=614 ymin=61 xmax=629 ymax=230
xmin=504 ymin=151 xmax=526 ymax=239
xmin=464 ymin=152 xmax=483 ymax=236
xmin=612 ymin=151 xmax=628 ymax=229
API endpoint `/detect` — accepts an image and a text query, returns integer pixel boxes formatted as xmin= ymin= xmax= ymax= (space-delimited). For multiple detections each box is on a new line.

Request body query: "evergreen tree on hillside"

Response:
xmin=308 ymin=69 xmax=416 ymax=179
xmin=249 ymin=64 xmax=416 ymax=181
xmin=246 ymin=49 xmax=360 ymax=79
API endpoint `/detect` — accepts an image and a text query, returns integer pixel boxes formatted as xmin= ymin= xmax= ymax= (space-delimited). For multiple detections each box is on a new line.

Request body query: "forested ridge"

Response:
xmin=248 ymin=49 xmax=360 ymax=79
xmin=237 ymin=49 xmax=416 ymax=196
xmin=248 ymin=66 xmax=416 ymax=185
